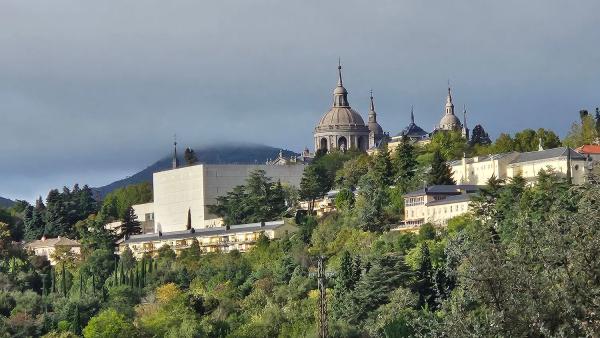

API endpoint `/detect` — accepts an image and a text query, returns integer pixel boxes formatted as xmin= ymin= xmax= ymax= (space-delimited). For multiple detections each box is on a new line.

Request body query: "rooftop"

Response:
xmin=426 ymin=193 xmax=474 ymax=206
xmin=122 ymin=220 xmax=287 ymax=244
xmin=508 ymin=147 xmax=586 ymax=165
xmin=404 ymin=185 xmax=482 ymax=197
xmin=448 ymin=152 xmax=519 ymax=166
xmin=576 ymin=144 xmax=600 ymax=155
xmin=25 ymin=237 xmax=81 ymax=249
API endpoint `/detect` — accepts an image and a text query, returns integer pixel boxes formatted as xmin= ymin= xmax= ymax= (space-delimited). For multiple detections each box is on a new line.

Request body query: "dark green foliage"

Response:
xmin=427 ymin=149 xmax=456 ymax=185
xmin=99 ymin=182 xmax=152 ymax=221
xmin=418 ymin=223 xmax=436 ymax=242
xmin=210 ymin=170 xmax=287 ymax=224
xmin=371 ymin=148 xmax=393 ymax=186
xmin=415 ymin=244 xmax=435 ymax=309
xmin=299 ymin=165 xmax=329 ymax=212
xmin=469 ymin=124 xmax=492 ymax=146
xmin=184 ymin=147 xmax=199 ymax=165
xmin=392 ymin=136 xmax=418 ymax=192
xmin=120 ymin=207 xmax=141 ymax=239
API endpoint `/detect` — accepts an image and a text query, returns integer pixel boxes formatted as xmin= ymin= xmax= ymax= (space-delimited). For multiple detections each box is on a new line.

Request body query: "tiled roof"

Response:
xmin=123 ymin=220 xmax=287 ymax=245
xmin=25 ymin=237 xmax=80 ymax=249
xmin=508 ymin=147 xmax=585 ymax=164
xmin=576 ymin=144 xmax=600 ymax=155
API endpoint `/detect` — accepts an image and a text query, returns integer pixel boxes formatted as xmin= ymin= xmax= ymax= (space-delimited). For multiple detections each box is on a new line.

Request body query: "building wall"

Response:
xmin=153 ymin=165 xmax=205 ymax=233
xmin=132 ymin=202 xmax=155 ymax=233
xmin=403 ymin=195 xmax=471 ymax=228
xmin=507 ymin=159 xmax=586 ymax=184
xmin=450 ymin=153 xmax=519 ymax=185
xmin=32 ymin=246 xmax=81 ymax=265
xmin=120 ymin=223 xmax=298 ymax=259
xmin=152 ymin=164 xmax=306 ymax=232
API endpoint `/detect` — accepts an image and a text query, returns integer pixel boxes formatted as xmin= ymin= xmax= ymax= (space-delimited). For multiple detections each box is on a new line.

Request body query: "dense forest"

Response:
xmin=0 ymin=114 xmax=599 ymax=337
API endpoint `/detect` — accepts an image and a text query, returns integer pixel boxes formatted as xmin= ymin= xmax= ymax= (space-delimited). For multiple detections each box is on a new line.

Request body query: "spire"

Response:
xmin=337 ymin=57 xmax=343 ymax=86
xmin=463 ymin=105 xmax=467 ymax=129
xmin=172 ymin=134 xmax=179 ymax=169
xmin=332 ymin=59 xmax=350 ymax=107
xmin=445 ymin=82 xmax=454 ymax=115
xmin=410 ymin=105 xmax=415 ymax=124
xmin=368 ymin=89 xmax=377 ymax=123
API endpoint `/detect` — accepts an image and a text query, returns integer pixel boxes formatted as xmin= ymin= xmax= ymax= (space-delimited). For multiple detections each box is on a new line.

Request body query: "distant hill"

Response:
xmin=93 ymin=143 xmax=299 ymax=198
xmin=0 ymin=197 xmax=15 ymax=208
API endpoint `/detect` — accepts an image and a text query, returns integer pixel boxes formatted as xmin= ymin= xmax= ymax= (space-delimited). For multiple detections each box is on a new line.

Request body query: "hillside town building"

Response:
xmin=450 ymin=147 xmax=589 ymax=185
xmin=24 ymin=236 xmax=81 ymax=265
xmin=397 ymin=185 xmax=481 ymax=230
xmin=118 ymin=220 xmax=297 ymax=258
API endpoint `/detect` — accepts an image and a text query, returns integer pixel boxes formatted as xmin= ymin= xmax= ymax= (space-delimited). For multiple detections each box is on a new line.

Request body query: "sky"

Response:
xmin=1 ymin=0 xmax=599 ymax=202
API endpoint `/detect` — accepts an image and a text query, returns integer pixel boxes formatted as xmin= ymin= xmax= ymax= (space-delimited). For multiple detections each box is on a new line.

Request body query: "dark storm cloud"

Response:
xmin=1 ymin=0 xmax=599 ymax=200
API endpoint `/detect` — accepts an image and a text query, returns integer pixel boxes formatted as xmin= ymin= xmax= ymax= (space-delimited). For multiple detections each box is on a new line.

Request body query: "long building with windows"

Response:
xmin=118 ymin=220 xmax=297 ymax=258
xmin=449 ymin=147 xmax=589 ymax=185
xmin=397 ymin=185 xmax=481 ymax=230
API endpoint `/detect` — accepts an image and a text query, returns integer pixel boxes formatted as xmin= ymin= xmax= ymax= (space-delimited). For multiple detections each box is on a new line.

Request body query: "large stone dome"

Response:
xmin=438 ymin=113 xmax=462 ymax=130
xmin=313 ymin=63 xmax=370 ymax=152
xmin=317 ymin=107 xmax=366 ymax=131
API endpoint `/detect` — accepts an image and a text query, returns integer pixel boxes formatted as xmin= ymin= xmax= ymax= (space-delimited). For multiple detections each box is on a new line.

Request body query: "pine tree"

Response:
xmin=470 ymin=124 xmax=492 ymax=146
xmin=120 ymin=207 xmax=141 ymax=239
xmin=336 ymin=251 xmax=354 ymax=291
xmin=393 ymin=136 xmax=418 ymax=191
xmin=299 ymin=165 xmax=328 ymax=212
xmin=372 ymin=148 xmax=393 ymax=186
xmin=184 ymin=147 xmax=199 ymax=165
xmin=427 ymin=149 xmax=456 ymax=185
xmin=416 ymin=244 xmax=436 ymax=309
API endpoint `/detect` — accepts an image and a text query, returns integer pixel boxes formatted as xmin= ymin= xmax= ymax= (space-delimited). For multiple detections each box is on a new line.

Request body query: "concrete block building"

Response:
xmin=132 ymin=163 xmax=306 ymax=233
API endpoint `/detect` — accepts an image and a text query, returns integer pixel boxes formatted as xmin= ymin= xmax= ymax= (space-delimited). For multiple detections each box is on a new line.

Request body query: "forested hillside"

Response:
xmin=0 ymin=116 xmax=599 ymax=337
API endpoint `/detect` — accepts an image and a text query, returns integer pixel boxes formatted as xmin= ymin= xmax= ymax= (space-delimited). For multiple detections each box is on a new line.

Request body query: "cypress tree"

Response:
xmin=72 ymin=305 xmax=81 ymax=335
xmin=79 ymin=271 xmax=83 ymax=296
xmin=129 ymin=270 xmax=134 ymax=288
xmin=50 ymin=267 xmax=55 ymax=294
xmin=114 ymin=257 xmax=118 ymax=286
xmin=120 ymin=262 xmax=125 ymax=285
xmin=61 ymin=262 xmax=67 ymax=297
xmin=427 ymin=149 xmax=456 ymax=185
xmin=92 ymin=273 xmax=96 ymax=296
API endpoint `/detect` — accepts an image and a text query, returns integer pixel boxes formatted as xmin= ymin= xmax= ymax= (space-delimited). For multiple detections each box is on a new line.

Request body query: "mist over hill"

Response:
xmin=0 ymin=197 xmax=15 ymax=208
xmin=93 ymin=143 xmax=298 ymax=198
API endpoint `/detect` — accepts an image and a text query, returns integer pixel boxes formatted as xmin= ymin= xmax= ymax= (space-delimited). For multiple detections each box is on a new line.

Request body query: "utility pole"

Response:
xmin=317 ymin=255 xmax=328 ymax=338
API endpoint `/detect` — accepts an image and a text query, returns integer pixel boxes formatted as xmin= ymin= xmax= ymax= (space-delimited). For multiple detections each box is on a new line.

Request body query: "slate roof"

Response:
xmin=508 ymin=147 xmax=585 ymax=164
xmin=122 ymin=220 xmax=286 ymax=245
xmin=448 ymin=152 xmax=519 ymax=166
xmin=395 ymin=122 xmax=429 ymax=138
xmin=426 ymin=193 xmax=474 ymax=206
xmin=404 ymin=185 xmax=482 ymax=197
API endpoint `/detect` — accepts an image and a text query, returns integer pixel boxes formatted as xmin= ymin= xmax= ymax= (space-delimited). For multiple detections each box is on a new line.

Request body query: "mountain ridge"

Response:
xmin=0 ymin=196 xmax=15 ymax=208
xmin=93 ymin=143 xmax=299 ymax=198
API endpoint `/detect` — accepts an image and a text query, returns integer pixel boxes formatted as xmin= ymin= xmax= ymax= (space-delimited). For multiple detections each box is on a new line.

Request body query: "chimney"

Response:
xmin=260 ymin=221 xmax=266 ymax=227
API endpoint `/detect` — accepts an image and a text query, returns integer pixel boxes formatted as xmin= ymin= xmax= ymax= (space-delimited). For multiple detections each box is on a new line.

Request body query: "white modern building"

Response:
xmin=132 ymin=163 xmax=306 ymax=233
